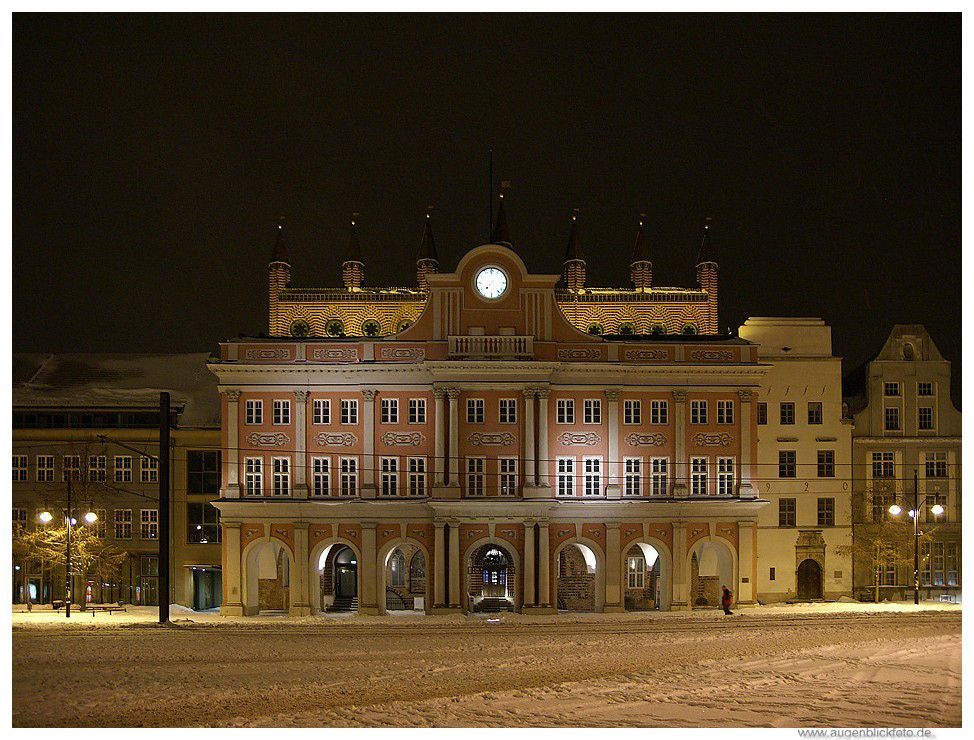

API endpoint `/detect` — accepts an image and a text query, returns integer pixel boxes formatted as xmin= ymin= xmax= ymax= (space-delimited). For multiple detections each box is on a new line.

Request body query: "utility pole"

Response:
xmin=159 ymin=392 xmax=170 ymax=623
xmin=913 ymin=469 xmax=920 ymax=606
xmin=65 ymin=477 xmax=72 ymax=618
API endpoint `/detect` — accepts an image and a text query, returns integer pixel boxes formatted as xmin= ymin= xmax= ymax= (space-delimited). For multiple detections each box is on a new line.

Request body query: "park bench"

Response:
xmin=86 ymin=605 xmax=128 ymax=617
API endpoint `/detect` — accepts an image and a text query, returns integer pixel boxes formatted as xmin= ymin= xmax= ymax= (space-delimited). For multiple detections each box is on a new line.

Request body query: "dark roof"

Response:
xmin=491 ymin=198 xmax=511 ymax=246
xmin=344 ymin=220 xmax=364 ymax=264
xmin=270 ymin=217 xmax=289 ymax=264
xmin=696 ymin=217 xmax=717 ymax=265
xmin=631 ymin=220 xmax=651 ymax=264
xmin=562 ymin=215 xmax=583 ymax=263
xmin=417 ymin=214 xmax=438 ymax=262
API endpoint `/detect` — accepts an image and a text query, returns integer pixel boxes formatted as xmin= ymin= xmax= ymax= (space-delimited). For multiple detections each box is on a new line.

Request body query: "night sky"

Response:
xmin=13 ymin=14 xmax=961 ymax=405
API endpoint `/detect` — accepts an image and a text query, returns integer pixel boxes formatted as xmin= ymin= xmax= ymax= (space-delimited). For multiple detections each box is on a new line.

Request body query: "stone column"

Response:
xmin=523 ymin=388 xmax=536 ymax=485
xmin=671 ymin=520 xmax=690 ymax=610
xmin=448 ymin=523 xmax=461 ymax=609
xmin=537 ymin=522 xmax=551 ymax=608
xmin=604 ymin=523 xmax=624 ymax=612
xmin=672 ymin=390 xmax=689 ymax=496
xmin=221 ymin=522 xmax=244 ymax=615
xmin=536 ymin=389 xmax=550 ymax=487
xmin=361 ymin=389 xmax=378 ymax=498
xmin=360 ymin=522 xmax=379 ymax=614
xmin=433 ymin=388 xmax=447 ymax=485
xmin=737 ymin=390 xmax=756 ymax=498
xmin=447 ymin=389 xmax=461 ymax=487
xmin=523 ymin=521 xmax=536 ymax=607
xmin=605 ymin=389 xmax=622 ymax=499
xmin=289 ymin=523 xmax=311 ymax=615
xmin=293 ymin=390 xmax=309 ymax=499
xmin=433 ymin=522 xmax=446 ymax=608
xmin=223 ymin=391 xmax=242 ymax=498
xmin=736 ymin=521 xmax=756 ymax=605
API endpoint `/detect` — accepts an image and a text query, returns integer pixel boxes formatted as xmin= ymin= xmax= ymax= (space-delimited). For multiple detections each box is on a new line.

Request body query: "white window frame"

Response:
xmin=884 ymin=381 xmax=900 ymax=397
xmin=273 ymin=399 xmax=291 ymax=425
xmin=583 ymin=456 xmax=602 ymax=497
xmin=466 ymin=398 xmax=485 ymax=424
xmin=499 ymin=398 xmax=517 ymax=424
xmin=245 ymin=399 xmax=262 ymax=425
xmin=12 ymin=455 xmax=28 ymax=482
xmin=381 ymin=398 xmax=399 ymax=424
xmin=245 ymin=457 xmax=263 ymax=497
xmin=871 ymin=451 xmax=895 ymax=479
xmin=623 ymin=399 xmax=641 ymax=425
xmin=339 ymin=457 xmax=358 ymax=496
xmin=114 ymin=456 xmax=132 ymax=483
xmin=624 ymin=457 xmax=642 ymax=497
xmin=917 ymin=382 xmax=935 ymax=397
xmin=407 ymin=456 xmax=426 ymax=497
xmin=884 ymin=406 xmax=901 ymax=431
xmin=556 ymin=457 xmax=575 ymax=497
xmin=690 ymin=400 xmax=708 ymax=425
xmin=408 ymin=398 xmax=427 ymax=424
xmin=63 ymin=455 xmax=81 ymax=482
xmin=924 ymin=451 xmax=948 ymax=479
xmin=313 ymin=399 xmax=331 ymax=425
xmin=779 ymin=402 xmax=795 ymax=425
xmin=380 ymin=457 xmax=399 ymax=497
xmin=716 ymin=400 xmax=734 ymax=425
xmin=36 ymin=455 xmax=54 ymax=482
xmin=650 ymin=400 xmax=668 ymax=425
xmin=466 ymin=456 xmax=485 ymax=496
xmin=13 ymin=507 xmax=27 ymax=533
xmin=114 ymin=509 xmax=132 ymax=539
xmin=312 ymin=456 xmax=330 ymax=497
xmin=340 ymin=399 xmax=359 ymax=425
xmin=690 ymin=456 xmax=708 ymax=496
xmin=918 ymin=406 xmax=934 ymax=431
xmin=556 ymin=399 xmax=575 ymax=424
xmin=716 ymin=456 xmax=735 ymax=495
xmin=272 ymin=457 xmax=290 ymax=496
xmin=140 ymin=456 xmax=159 ymax=483
xmin=650 ymin=456 xmax=669 ymax=496
xmin=88 ymin=455 xmax=106 ymax=482
xmin=583 ymin=399 xmax=602 ymax=425
xmin=140 ymin=509 xmax=159 ymax=540
xmin=499 ymin=457 xmax=517 ymax=496
xmin=627 ymin=556 xmax=646 ymax=588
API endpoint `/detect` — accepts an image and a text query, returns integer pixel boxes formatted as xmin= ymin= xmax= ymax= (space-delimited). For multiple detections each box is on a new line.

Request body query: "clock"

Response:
xmin=475 ymin=266 xmax=508 ymax=299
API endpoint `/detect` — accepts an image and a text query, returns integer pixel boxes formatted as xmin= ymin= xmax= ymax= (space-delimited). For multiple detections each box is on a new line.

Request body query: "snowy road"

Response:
xmin=11 ymin=608 xmax=961 ymax=727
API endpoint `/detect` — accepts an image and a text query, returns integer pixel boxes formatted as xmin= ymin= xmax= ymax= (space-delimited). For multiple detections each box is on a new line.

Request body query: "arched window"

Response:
xmin=289 ymin=319 xmax=310 ymax=338
xmin=326 ymin=319 xmax=344 ymax=337
xmin=587 ymin=323 xmax=603 ymax=336
xmin=619 ymin=323 xmax=635 ymax=336
xmin=390 ymin=549 xmax=406 ymax=587
xmin=682 ymin=324 xmax=697 ymax=335
xmin=409 ymin=551 xmax=425 ymax=580
xmin=362 ymin=319 xmax=381 ymax=337
xmin=902 ymin=343 xmax=915 ymax=360
xmin=651 ymin=324 xmax=665 ymax=336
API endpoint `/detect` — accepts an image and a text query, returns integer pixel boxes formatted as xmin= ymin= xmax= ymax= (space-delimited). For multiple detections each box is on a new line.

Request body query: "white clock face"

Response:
xmin=475 ymin=267 xmax=508 ymax=299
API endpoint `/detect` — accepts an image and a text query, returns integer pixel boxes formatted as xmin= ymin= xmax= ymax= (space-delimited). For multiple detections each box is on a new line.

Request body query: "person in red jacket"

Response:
xmin=721 ymin=585 xmax=733 ymax=615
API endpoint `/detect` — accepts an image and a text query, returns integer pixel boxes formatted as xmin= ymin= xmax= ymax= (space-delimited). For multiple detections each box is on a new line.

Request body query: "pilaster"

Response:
xmin=448 ymin=522 xmax=461 ymax=609
xmin=604 ymin=522 xmax=624 ymax=611
xmin=359 ymin=522 xmax=379 ymax=614
xmin=672 ymin=390 xmax=689 ymax=496
xmin=605 ymin=389 xmax=622 ymax=499
xmin=292 ymin=390 xmax=309 ymax=499
xmin=289 ymin=523 xmax=311 ymax=615
xmin=671 ymin=520 xmax=690 ymax=610
xmin=433 ymin=388 xmax=446 ymax=485
xmin=737 ymin=390 xmax=756 ymax=498
xmin=223 ymin=390 xmax=242 ymax=498
xmin=536 ymin=389 xmax=550 ymax=487
xmin=737 ymin=521 xmax=756 ymax=605
xmin=433 ymin=521 xmax=446 ymax=608
xmin=361 ymin=389 xmax=378 ymax=498
xmin=523 ymin=520 xmax=536 ymax=607
xmin=221 ymin=523 xmax=244 ymax=615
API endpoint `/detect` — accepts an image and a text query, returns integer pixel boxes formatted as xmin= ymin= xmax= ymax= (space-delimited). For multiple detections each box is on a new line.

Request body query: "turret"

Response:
xmin=630 ymin=215 xmax=652 ymax=290
xmin=695 ymin=217 xmax=718 ymax=333
xmin=268 ymin=217 xmax=290 ymax=335
xmin=416 ymin=212 xmax=438 ymax=290
xmin=562 ymin=210 xmax=585 ymax=293
xmin=342 ymin=216 xmax=365 ymax=290
xmin=491 ymin=194 xmax=512 ymax=247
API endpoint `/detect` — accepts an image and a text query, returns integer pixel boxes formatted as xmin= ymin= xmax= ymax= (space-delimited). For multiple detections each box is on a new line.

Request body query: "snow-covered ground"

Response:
xmin=11 ymin=603 xmax=961 ymax=727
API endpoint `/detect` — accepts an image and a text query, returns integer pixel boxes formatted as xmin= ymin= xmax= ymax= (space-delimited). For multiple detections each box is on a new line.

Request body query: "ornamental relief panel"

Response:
xmin=688 ymin=349 xmax=734 ymax=361
xmin=625 ymin=432 xmax=667 ymax=447
xmin=380 ymin=431 xmax=426 ymax=446
xmin=313 ymin=432 xmax=357 ymax=447
xmin=557 ymin=431 xmax=601 ymax=446
xmin=557 ymin=348 xmax=602 ymax=360
xmin=245 ymin=348 xmax=291 ymax=360
xmin=379 ymin=347 xmax=425 ymax=360
xmin=468 ymin=432 xmax=516 ymax=446
xmin=311 ymin=348 xmax=358 ymax=361
xmin=692 ymin=432 xmax=734 ymax=447
xmin=624 ymin=349 xmax=669 ymax=361
xmin=246 ymin=432 xmax=290 ymax=447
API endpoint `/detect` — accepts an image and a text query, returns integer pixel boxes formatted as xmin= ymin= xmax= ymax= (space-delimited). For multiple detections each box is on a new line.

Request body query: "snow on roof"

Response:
xmin=12 ymin=353 xmax=220 ymax=428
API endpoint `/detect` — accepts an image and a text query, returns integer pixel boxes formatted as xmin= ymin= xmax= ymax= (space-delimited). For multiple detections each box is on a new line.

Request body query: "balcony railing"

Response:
xmin=448 ymin=335 xmax=534 ymax=359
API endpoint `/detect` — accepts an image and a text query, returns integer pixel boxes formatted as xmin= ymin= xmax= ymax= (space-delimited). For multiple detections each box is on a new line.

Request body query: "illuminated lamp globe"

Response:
xmin=84 ymin=511 xmax=98 ymax=523
xmin=930 ymin=504 xmax=945 ymax=516
xmin=888 ymin=504 xmax=902 ymax=516
xmin=39 ymin=511 xmax=53 ymax=523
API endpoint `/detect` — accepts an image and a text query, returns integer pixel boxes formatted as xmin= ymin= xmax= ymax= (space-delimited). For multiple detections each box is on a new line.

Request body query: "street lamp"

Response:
xmin=38 ymin=483 xmax=98 ymax=619
xmin=887 ymin=469 xmax=945 ymax=605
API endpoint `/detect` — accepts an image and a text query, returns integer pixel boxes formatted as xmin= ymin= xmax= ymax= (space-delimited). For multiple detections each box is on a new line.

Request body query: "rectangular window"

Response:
xmin=187 ymin=450 xmax=221 ymax=494
xmin=499 ymin=457 xmax=517 ymax=496
xmin=408 ymin=398 xmax=427 ymax=424
xmin=627 ymin=557 xmax=645 ymax=589
xmin=624 ymin=457 xmax=642 ymax=497
xmin=377 ymin=457 xmax=397 ymax=496
xmin=13 ymin=507 xmax=27 ymax=533
xmin=466 ymin=457 xmax=485 ymax=496
xmin=381 ymin=398 xmax=399 ymax=424
xmin=918 ymin=407 xmax=934 ymax=430
xmin=63 ymin=455 xmax=81 ymax=482
xmin=245 ymin=399 xmax=262 ymax=425
xmin=273 ymin=399 xmax=290 ymax=425
xmin=778 ymin=450 xmax=797 ymax=478
xmin=140 ymin=509 xmax=158 ymax=540
xmin=12 ymin=455 xmax=28 ymax=482
xmin=36 ymin=455 xmax=54 ymax=482
xmin=556 ymin=399 xmax=575 ymax=424
xmin=757 ymin=402 xmax=768 ymax=425
xmin=770 ymin=567 xmax=776 ymax=581
xmin=650 ymin=400 xmax=668 ymax=425
xmin=93 ymin=508 xmax=107 ymax=539
xmin=339 ymin=457 xmax=358 ymax=496
xmin=690 ymin=400 xmax=708 ymax=424
xmin=690 ymin=457 xmax=708 ymax=496
xmin=946 ymin=542 xmax=958 ymax=586
xmin=88 ymin=455 xmax=106 ymax=482
xmin=872 ymin=491 xmax=896 ymax=523
xmin=272 ymin=457 xmax=290 ymax=496
xmin=925 ymin=451 xmax=948 ymax=478
xmin=114 ymin=456 xmax=132 ymax=483
xmin=817 ymin=450 xmax=835 ymax=478
xmin=312 ymin=457 xmax=330 ymax=497
xmin=114 ymin=509 xmax=132 ymax=539
xmin=624 ymin=400 xmax=641 ymax=425
xmin=808 ymin=402 xmax=823 ymax=425
xmin=877 ymin=547 xmax=897 ymax=586
xmin=407 ymin=457 xmax=427 ymax=497
xmin=716 ymin=400 xmax=734 ymax=425
xmin=884 ymin=382 xmax=900 ymax=397
xmin=817 ymin=497 xmax=835 ymax=527
xmin=779 ymin=498 xmax=797 ymax=527
xmin=583 ymin=457 xmax=602 ymax=496
xmin=926 ymin=494 xmax=947 ymax=523
xmin=340 ymin=399 xmax=358 ymax=425
xmin=313 ymin=399 xmax=331 ymax=425
xmin=717 ymin=457 xmax=734 ymax=495
xmin=917 ymin=382 xmax=934 ymax=397
xmin=871 ymin=451 xmax=894 ymax=479
xmin=187 ymin=502 xmax=220 ymax=544
xmin=932 ymin=542 xmax=945 ymax=586
xmin=499 ymin=399 xmax=517 ymax=424
xmin=245 ymin=457 xmax=263 ymax=496
xmin=885 ymin=406 xmax=900 ymax=431
xmin=140 ymin=456 xmax=159 ymax=484
xmin=583 ymin=399 xmax=602 ymax=424
xmin=557 ymin=457 xmax=575 ymax=497
xmin=780 ymin=402 xmax=795 ymax=425
xmin=650 ymin=457 xmax=669 ymax=496
xmin=467 ymin=398 xmax=485 ymax=424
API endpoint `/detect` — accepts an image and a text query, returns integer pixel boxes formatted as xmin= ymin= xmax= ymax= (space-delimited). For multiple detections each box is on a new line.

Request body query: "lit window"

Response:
xmin=627 ymin=556 xmax=645 ymax=588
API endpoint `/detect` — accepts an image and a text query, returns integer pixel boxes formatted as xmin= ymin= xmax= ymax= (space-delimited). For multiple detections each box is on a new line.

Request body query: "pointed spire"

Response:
xmin=563 ymin=209 xmax=583 ymax=263
xmin=630 ymin=214 xmax=653 ymax=290
xmin=344 ymin=214 xmax=364 ymax=264
xmin=696 ymin=217 xmax=717 ymax=265
xmin=491 ymin=193 xmax=511 ymax=246
xmin=417 ymin=210 xmax=438 ymax=262
xmin=631 ymin=215 xmax=651 ymax=264
xmin=270 ymin=216 xmax=289 ymax=264
xmin=342 ymin=214 xmax=364 ymax=290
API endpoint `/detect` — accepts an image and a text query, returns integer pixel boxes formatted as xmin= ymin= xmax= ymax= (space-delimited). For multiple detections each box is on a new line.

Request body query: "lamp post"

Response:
xmin=38 ymin=480 xmax=98 ymax=619
xmin=888 ymin=469 xmax=944 ymax=605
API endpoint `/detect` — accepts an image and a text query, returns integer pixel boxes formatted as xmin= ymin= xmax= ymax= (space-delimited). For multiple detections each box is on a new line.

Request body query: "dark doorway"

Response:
xmin=192 ymin=569 xmax=222 ymax=610
xmin=482 ymin=548 xmax=509 ymax=598
xmin=334 ymin=547 xmax=358 ymax=598
xmin=797 ymin=559 xmax=823 ymax=600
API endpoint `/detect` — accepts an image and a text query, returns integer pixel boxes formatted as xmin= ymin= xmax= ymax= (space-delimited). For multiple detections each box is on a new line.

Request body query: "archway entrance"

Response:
xmin=624 ymin=543 xmax=661 ymax=611
xmin=317 ymin=545 xmax=357 ymax=612
xmin=556 ymin=543 xmax=599 ymax=611
xmin=797 ymin=558 xmax=823 ymax=600
xmin=690 ymin=541 xmax=734 ymax=608
xmin=468 ymin=543 xmax=515 ymax=612
xmin=243 ymin=539 xmax=291 ymax=614
xmin=381 ymin=545 xmax=427 ymax=612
